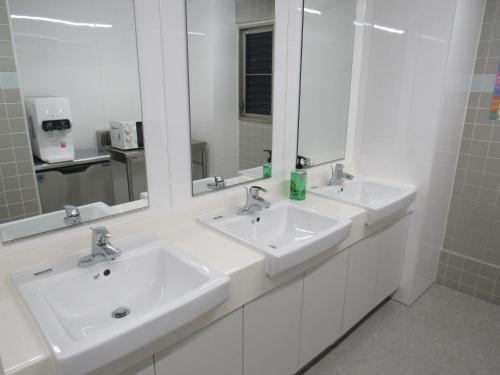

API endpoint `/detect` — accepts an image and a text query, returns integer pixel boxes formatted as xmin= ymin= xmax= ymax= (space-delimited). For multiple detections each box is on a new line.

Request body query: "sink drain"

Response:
xmin=111 ymin=307 xmax=130 ymax=319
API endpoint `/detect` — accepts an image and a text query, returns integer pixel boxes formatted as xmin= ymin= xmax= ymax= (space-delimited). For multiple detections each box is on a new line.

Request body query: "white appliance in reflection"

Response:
xmin=110 ymin=120 xmax=143 ymax=150
xmin=25 ymin=96 xmax=75 ymax=163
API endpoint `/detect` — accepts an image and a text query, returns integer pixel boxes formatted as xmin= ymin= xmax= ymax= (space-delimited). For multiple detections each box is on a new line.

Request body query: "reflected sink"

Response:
xmin=12 ymin=235 xmax=230 ymax=375
xmin=310 ymin=177 xmax=416 ymax=225
xmin=193 ymin=175 xmax=255 ymax=195
xmin=199 ymin=200 xmax=352 ymax=276
xmin=0 ymin=202 xmax=116 ymax=241
xmin=238 ymin=166 xmax=263 ymax=179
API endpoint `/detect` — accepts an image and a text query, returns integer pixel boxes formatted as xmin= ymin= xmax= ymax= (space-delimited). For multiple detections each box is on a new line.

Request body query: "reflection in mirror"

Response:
xmin=0 ymin=0 xmax=149 ymax=242
xmin=297 ymin=0 xmax=356 ymax=166
xmin=186 ymin=0 xmax=274 ymax=196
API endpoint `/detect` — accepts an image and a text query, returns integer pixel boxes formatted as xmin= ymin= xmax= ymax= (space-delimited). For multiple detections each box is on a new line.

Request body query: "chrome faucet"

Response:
xmin=238 ymin=186 xmax=271 ymax=215
xmin=328 ymin=164 xmax=354 ymax=185
xmin=78 ymin=227 xmax=121 ymax=267
xmin=207 ymin=176 xmax=226 ymax=190
xmin=63 ymin=204 xmax=81 ymax=225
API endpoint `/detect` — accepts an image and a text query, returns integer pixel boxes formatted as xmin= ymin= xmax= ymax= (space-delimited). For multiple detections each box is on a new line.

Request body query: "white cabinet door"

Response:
xmin=119 ymin=357 xmax=155 ymax=375
xmin=155 ymin=309 xmax=243 ymax=375
xmin=299 ymin=250 xmax=348 ymax=367
xmin=243 ymin=277 xmax=303 ymax=375
xmin=342 ymin=235 xmax=380 ymax=334
xmin=374 ymin=216 xmax=409 ymax=304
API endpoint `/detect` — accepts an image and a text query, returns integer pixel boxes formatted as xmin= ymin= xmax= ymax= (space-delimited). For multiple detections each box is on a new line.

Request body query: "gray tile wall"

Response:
xmin=235 ymin=0 xmax=274 ymax=24
xmin=437 ymin=0 xmax=500 ymax=305
xmin=239 ymin=120 xmax=272 ymax=170
xmin=0 ymin=3 xmax=41 ymax=224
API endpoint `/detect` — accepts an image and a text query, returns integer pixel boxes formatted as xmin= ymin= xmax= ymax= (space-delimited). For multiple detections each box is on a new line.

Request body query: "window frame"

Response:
xmin=239 ymin=23 xmax=274 ymax=123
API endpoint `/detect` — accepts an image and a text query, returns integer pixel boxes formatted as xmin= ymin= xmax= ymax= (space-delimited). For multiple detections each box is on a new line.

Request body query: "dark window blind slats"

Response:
xmin=245 ymin=30 xmax=273 ymax=116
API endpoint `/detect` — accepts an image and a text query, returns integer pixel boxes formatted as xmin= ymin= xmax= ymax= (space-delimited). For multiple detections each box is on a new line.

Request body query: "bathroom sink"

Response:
xmin=310 ymin=177 xmax=416 ymax=225
xmin=199 ymin=200 xmax=352 ymax=276
xmin=11 ymin=235 xmax=230 ymax=375
xmin=0 ymin=202 xmax=116 ymax=241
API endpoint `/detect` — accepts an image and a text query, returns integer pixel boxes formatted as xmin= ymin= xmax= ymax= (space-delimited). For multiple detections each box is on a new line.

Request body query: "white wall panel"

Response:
xmin=352 ymin=0 xmax=485 ymax=304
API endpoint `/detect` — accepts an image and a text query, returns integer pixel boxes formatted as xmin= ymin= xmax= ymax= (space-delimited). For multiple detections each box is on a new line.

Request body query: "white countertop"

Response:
xmin=0 ymin=186 xmax=375 ymax=375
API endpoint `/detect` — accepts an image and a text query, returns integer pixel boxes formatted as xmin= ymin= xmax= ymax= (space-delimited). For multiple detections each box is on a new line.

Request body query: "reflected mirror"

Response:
xmin=297 ymin=0 xmax=356 ymax=166
xmin=186 ymin=0 xmax=275 ymax=195
xmin=0 ymin=0 xmax=149 ymax=242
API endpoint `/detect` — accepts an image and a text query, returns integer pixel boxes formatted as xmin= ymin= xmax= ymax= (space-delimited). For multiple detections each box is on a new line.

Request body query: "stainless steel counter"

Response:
xmin=34 ymin=149 xmax=110 ymax=172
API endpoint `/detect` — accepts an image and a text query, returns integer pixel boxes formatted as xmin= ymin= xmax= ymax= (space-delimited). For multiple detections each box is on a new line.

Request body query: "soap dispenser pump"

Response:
xmin=290 ymin=155 xmax=309 ymax=201
xmin=263 ymin=149 xmax=272 ymax=178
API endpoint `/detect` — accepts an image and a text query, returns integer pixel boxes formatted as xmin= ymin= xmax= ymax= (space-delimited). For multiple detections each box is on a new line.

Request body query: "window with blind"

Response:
xmin=239 ymin=25 xmax=274 ymax=122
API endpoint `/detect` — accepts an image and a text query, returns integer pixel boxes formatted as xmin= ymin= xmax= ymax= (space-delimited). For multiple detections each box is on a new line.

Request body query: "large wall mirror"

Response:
xmin=297 ymin=0 xmax=356 ymax=166
xmin=0 ymin=0 xmax=149 ymax=242
xmin=186 ymin=0 xmax=275 ymax=195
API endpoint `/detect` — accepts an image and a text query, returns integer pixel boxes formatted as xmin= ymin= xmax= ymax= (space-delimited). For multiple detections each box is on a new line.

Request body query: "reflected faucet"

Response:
xmin=297 ymin=155 xmax=312 ymax=168
xmin=328 ymin=164 xmax=354 ymax=185
xmin=63 ymin=204 xmax=81 ymax=225
xmin=238 ymin=186 xmax=271 ymax=215
xmin=78 ymin=227 xmax=121 ymax=267
xmin=207 ymin=176 xmax=226 ymax=190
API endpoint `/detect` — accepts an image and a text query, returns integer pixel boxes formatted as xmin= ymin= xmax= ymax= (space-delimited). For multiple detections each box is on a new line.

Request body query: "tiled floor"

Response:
xmin=304 ymin=284 xmax=500 ymax=375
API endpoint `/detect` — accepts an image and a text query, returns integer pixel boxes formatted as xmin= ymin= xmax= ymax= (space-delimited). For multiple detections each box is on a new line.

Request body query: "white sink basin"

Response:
xmin=12 ymin=235 xmax=230 ymax=375
xmin=199 ymin=200 xmax=352 ymax=276
xmin=0 ymin=202 xmax=116 ymax=241
xmin=310 ymin=177 xmax=416 ymax=225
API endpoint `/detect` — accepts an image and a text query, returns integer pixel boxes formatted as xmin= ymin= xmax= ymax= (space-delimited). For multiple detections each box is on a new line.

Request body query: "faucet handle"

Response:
xmin=91 ymin=226 xmax=111 ymax=242
xmin=249 ymin=186 xmax=267 ymax=197
xmin=64 ymin=204 xmax=79 ymax=216
xmin=208 ymin=175 xmax=226 ymax=190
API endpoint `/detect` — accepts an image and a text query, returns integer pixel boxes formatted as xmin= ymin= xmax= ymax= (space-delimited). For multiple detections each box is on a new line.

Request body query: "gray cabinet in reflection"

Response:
xmin=108 ymin=147 xmax=147 ymax=204
xmin=191 ymin=139 xmax=207 ymax=180
xmin=35 ymin=151 xmax=115 ymax=214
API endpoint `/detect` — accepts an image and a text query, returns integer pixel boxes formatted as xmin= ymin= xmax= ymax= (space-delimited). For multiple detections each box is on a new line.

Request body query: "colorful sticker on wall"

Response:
xmin=489 ymin=63 xmax=500 ymax=120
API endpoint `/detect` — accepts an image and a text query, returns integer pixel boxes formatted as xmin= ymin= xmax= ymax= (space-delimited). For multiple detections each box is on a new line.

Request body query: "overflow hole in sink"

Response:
xmin=111 ymin=307 xmax=130 ymax=319
xmin=103 ymin=269 xmax=111 ymax=276
xmin=268 ymin=244 xmax=277 ymax=249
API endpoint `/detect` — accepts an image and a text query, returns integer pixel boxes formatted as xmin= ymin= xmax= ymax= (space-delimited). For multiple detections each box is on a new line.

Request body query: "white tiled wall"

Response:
xmin=187 ymin=0 xmax=240 ymax=179
xmin=353 ymin=0 xmax=485 ymax=305
xmin=297 ymin=0 xmax=356 ymax=165
xmin=235 ymin=0 xmax=274 ymax=24
xmin=8 ymin=0 xmax=142 ymax=151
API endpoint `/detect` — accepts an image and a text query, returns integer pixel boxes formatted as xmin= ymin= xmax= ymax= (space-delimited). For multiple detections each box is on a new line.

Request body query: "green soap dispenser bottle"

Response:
xmin=263 ymin=149 xmax=272 ymax=178
xmin=290 ymin=156 xmax=308 ymax=201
